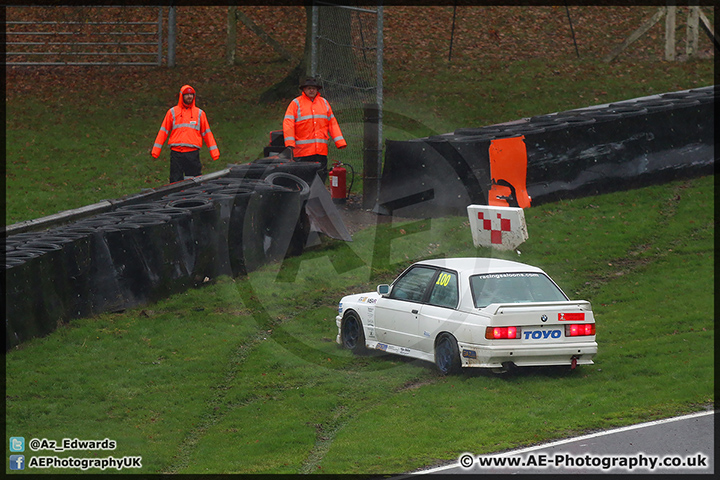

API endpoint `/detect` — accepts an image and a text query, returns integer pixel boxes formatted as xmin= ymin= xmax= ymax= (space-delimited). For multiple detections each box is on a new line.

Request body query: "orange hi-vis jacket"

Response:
xmin=152 ymin=84 xmax=220 ymax=160
xmin=283 ymin=91 xmax=346 ymax=157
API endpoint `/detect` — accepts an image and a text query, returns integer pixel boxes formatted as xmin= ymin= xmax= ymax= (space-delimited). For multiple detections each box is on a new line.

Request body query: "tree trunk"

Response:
xmin=237 ymin=10 xmax=298 ymax=63
xmin=259 ymin=6 xmax=312 ymax=104
xmin=226 ymin=6 xmax=237 ymax=66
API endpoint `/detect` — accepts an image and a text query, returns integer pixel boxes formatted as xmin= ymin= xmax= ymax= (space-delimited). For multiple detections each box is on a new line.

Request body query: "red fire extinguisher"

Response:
xmin=329 ymin=162 xmax=347 ymax=204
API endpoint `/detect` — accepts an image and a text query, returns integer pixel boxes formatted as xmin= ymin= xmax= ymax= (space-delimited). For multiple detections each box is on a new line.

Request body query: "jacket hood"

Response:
xmin=178 ymin=84 xmax=196 ymax=109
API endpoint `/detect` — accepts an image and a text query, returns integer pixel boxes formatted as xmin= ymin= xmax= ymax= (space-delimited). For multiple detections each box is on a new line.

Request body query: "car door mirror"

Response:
xmin=377 ymin=284 xmax=390 ymax=296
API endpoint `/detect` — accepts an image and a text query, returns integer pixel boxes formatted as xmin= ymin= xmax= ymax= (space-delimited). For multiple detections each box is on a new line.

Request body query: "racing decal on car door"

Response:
xmin=375 ymin=343 xmax=412 ymax=356
xmin=366 ymin=306 xmax=376 ymax=339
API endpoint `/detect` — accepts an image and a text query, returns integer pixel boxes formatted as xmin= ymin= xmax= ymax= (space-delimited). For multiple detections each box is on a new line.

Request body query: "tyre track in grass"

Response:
xmin=160 ymin=274 xmax=318 ymax=473
xmin=160 ymin=274 xmax=388 ymax=473
xmin=160 ymin=324 xmax=279 ymax=474
xmin=298 ymin=362 xmax=437 ymax=472
xmin=162 ymin=176 xmax=711 ymax=472
xmin=299 ymin=405 xmax=357 ymax=474
xmin=230 ymin=273 xmax=433 ymax=473
xmin=577 ymin=178 xmax=712 ymax=299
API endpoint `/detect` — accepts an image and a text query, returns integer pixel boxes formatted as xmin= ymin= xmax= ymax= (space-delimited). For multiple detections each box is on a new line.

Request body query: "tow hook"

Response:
xmin=570 ymin=355 xmax=579 ymax=370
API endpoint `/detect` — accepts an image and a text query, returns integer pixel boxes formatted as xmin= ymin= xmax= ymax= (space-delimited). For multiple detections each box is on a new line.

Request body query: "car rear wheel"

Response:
xmin=341 ymin=311 xmax=366 ymax=354
xmin=435 ymin=333 xmax=461 ymax=375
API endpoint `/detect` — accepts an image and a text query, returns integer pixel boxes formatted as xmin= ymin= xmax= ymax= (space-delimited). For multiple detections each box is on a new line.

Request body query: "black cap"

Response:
xmin=299 ymin=77 xmax=322 ymax=89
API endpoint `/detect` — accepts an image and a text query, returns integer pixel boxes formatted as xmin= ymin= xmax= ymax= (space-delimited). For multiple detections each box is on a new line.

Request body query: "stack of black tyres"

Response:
xmin=5 ymin=238 xmax=65 ymax=349
xmin=238 ymin=174 xmax=310 ymax=273
xmin=201 ymin=181 xmax=256 ymax=276
xmin=227 ymin=156 xmax=322 ymax=186
xmin=4 ymin=172 xmax=313 ymax=351
xmin=262 ymin=172 xmax=312 ymax=260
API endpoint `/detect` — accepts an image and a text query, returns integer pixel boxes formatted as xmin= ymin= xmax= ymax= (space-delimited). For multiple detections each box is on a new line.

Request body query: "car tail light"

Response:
xmin=565 ymin=323 xmax=596 ymax=336
xmin=485 ymin=326 xmax=520 ymax=339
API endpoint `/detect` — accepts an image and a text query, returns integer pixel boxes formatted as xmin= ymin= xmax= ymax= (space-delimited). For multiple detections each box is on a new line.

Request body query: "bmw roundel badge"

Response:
xmin=541 ymin=315 xmax=548 ymax=322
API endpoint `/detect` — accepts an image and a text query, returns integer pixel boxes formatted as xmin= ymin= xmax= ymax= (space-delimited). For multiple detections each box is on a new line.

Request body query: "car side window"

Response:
xmin=428 ymin=270 xmax=459 ymax=308
xmin=389 ymin=266 xmax=436 ymax=302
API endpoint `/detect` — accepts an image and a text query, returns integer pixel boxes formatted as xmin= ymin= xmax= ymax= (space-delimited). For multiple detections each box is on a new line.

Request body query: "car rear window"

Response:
xmin=470 ymin=272 xmax=568 ymax=308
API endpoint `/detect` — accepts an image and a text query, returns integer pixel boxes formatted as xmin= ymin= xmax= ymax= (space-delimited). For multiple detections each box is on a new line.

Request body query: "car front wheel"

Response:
xmin=435 ymin=333 xmax=461 ymax=375
xmin=341 ymin=311 xmax=366 ymax=354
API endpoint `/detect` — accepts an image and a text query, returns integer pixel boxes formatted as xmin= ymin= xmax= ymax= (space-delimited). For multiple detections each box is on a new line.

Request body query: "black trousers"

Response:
xmin=295 ymin=154 xmax=328 ymax=183
xmin=169 ymin=149 xmax=202 ymax=183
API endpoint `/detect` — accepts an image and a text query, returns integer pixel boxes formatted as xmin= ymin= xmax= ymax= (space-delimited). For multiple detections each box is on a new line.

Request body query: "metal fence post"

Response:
xmin=376 ymin=6 xmax=384 ymax=208
xmin=310 ymin=5 xmax=318 ymax=77
xmin=363 ymin=103 xmax=380 ymax=210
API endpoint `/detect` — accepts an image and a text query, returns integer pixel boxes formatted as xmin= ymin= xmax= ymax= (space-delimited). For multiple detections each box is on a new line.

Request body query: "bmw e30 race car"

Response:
xmin=336 ymin=258 xmax=597 ymax=374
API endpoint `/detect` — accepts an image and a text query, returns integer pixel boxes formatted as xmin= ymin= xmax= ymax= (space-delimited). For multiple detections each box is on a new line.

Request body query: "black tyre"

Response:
xmin=435 ymin=333 xmax=461 ymax=375
xmin=341 ymin=311 xmax=366 ymax=354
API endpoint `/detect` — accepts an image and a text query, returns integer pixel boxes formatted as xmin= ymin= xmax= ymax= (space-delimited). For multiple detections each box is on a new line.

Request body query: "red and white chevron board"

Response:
xmin=466 ymin=205 xmax=528 ymax=251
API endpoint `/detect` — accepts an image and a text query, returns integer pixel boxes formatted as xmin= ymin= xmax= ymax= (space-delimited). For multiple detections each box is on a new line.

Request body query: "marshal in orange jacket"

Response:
xmin=152 ymin=84 xmax=220 ymax=160
xmin=283 ymin=91 xmax=346 ymax=158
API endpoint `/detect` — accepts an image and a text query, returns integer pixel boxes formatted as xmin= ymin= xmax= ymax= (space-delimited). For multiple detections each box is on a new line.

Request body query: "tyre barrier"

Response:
xmin=5 ymin=172 xmax=320 ymax=350
xmin=378 ymin=87 xmax=716 ymax=217
xmin=166 ymin=197 xmax=226 ymax=285
xmin=205 ymin=186 xmax=256 ymax=277
xmin=5 ymin=252 xmax=38 ymax=350
xmin=226 ymin=158 xmax=322 ymax=186
xmin=5 ymin=245 xmax=67 ymax=348
xmin=241 ymin=180 xmax=302 ymax=273
xmin=149 ymin=205 xmax=197 ymax=294
xmin=97 ymin=222 xmax=148 ymax=311
xmin=36 ymin=229 xmax=95 ymax=320
xmin=23 ymin=238 xmax=77 ymax=324
xmin=116 ymin=213 xmax=181 ymax=305
xmin=265 ymin=172 xmax=312 ymax=197
xmin=184 ymin=192 xmax=236 ymax=279
xmin=264 ymin=172 xmax=312 ymax=259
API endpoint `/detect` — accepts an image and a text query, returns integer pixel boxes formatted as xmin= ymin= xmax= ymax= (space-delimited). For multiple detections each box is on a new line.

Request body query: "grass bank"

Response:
xmin=5 ymin=57 xmax=713 ymax=225
xmin=5 ymin=175 xmax=714 ymax=474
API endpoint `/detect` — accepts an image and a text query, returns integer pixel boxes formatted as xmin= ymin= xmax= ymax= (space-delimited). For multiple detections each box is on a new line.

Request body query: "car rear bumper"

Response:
xmin=457 ymin=341 xmax=598 ymax=368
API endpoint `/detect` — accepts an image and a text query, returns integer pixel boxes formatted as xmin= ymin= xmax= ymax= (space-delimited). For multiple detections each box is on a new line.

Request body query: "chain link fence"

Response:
xmin=310 ymin=4 xmax=383 ymax=184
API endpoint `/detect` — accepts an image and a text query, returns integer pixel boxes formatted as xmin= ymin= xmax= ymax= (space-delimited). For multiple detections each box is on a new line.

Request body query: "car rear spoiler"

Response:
xmin=483 ymin=300 xmax=592 ymax=315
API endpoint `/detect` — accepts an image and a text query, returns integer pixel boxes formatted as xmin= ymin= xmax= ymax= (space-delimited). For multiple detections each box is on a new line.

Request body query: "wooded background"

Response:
xmin=5 ymin=5 xmax=716 ymax=101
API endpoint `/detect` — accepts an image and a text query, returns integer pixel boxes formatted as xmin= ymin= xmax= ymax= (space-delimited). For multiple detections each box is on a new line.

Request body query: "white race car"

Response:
xmin=336 ymin=257 xmax=597 ymax=374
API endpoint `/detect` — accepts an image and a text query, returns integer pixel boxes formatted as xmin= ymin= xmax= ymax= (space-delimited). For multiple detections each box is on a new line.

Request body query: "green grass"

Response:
xmin=5 ymin=175 xmax=713 ymax=474
xmin=5 ymin=56 xmax=713 ymax=225
xmin=383 ymin=57 xmax=713 ymax=133
xmin=4 ymin=38 xmax=714 ymax=473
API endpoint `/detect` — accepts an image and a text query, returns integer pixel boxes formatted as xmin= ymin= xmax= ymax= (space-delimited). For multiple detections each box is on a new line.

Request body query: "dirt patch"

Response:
xmin=334 ymin=193 xmax=383 ymax=236
xmin=333 ymin=192 xmax=419 ymax=237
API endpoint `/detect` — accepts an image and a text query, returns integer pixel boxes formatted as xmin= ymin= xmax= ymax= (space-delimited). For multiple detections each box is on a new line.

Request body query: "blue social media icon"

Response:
xmin=10 ymin=437 xmax=25 ymax=452
xmin=10 ymin=455 xmax=25 ymax=470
